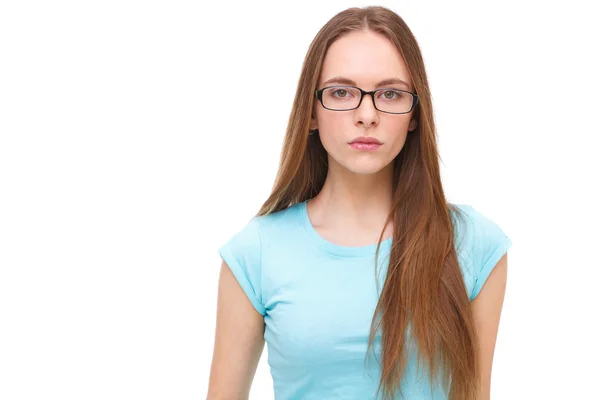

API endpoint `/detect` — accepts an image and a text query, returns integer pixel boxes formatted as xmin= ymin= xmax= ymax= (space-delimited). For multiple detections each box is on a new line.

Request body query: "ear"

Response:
xmin=309 ymin=112 xmax=318 ymax=131
xmin=408 ymin=117 xmax=418 ymax=132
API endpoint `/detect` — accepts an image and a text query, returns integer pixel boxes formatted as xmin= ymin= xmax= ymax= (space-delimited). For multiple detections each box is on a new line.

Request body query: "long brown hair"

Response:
xmin=254 ymin=6 xmax=478 ymax=400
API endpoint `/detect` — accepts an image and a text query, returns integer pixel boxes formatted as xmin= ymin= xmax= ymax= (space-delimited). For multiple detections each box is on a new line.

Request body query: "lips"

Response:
xmin=349 ymin=136 xmax=382 ymax=145
xmin=349 ymin=142 xmax=382 ymax=151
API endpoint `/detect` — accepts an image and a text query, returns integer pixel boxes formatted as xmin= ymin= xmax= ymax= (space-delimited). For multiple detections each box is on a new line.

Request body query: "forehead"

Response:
xmin=319 ymin=30 xmax=411 ymax=89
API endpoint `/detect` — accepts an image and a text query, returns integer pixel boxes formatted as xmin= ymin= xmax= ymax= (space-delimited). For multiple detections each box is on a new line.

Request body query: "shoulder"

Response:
xmin=221 ymin=215 xmax=263 ymax=252
xmin=449 ymin=203 xmax=513 ymax=300
xmin=247 ymin=202 xmax=303 ymax=243
xmin=218 ymin=202 xmax=301 ymax=259
xmin=217 ymin=203 xmax=303 ymax=316
xmin=217 ymin=216 xmax=267 ymax=316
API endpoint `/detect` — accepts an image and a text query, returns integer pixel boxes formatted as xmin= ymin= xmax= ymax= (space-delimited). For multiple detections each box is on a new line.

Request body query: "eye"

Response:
xmin=333 ymin=89 xmax=350 ymax=98
xmin=381 ymin=90 xmax=400 ymax=100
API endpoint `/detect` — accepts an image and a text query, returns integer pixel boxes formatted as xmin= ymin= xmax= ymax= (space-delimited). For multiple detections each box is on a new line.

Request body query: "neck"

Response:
xmin=307 ymin=158 xmax=395 ymax=239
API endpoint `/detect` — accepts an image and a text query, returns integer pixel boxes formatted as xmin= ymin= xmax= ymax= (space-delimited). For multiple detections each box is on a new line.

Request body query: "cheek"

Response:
xmin=389 ymin=115 xmax=413 ymax=131
xmin=315 ymin=114 xmax=346 ymax=144
xmin=316 ymin=109 xmax=345 ymax=130
xmin=387 ymin=120 xmax=411 ymax=150
xmin=389 ymin=133 xmax=409 ymax=155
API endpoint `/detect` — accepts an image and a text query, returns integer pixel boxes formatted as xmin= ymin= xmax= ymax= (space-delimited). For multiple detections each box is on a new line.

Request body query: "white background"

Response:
xmin=1 ymin=1 xmax=599 ymax=399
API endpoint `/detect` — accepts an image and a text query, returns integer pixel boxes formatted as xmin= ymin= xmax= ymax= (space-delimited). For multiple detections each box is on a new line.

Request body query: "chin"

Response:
xmin=343 ymin=161 xmax=389 ymax=175
xmin=327 ymin=151 xmax=394 ymax=175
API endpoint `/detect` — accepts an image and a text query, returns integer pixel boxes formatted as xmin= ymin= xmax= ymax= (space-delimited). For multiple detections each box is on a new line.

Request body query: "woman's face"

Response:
xmin=310 ymin=30 xmax=418 ymax=175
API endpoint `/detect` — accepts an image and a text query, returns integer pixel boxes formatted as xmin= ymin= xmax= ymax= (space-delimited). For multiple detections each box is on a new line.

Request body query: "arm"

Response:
xmin=206 ymin=260 xmax=266 ymax=400
xmin=471 ymin=253 xmax=508 ymax=400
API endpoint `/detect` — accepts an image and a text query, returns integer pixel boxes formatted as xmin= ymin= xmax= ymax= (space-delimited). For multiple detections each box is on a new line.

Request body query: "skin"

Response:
xmin=471 ymin=253 xmax=508 ymax=399
xmin=207 ymin=29 xmax=507 ymax=399
xmin=206 ymin=260 xmax=265 ymax=400
xmin=307 ymin=29 xmax=417 ymax=247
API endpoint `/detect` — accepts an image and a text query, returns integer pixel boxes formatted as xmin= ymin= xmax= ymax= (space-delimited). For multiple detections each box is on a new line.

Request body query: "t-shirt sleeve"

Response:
xmin=462 ymin=205 xmax=513 ymax=301
xmin=218 ymin=217 xmax=266 ymax=316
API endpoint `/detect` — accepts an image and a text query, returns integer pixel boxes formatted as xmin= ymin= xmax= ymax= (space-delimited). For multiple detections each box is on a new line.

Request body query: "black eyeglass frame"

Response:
xmin=315 ymin=85 xmax=419 ymax=114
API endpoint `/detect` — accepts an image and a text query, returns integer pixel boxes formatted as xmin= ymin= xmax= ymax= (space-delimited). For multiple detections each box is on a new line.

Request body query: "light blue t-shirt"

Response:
xmin=218 ymin=200 xmax=512 ymax=400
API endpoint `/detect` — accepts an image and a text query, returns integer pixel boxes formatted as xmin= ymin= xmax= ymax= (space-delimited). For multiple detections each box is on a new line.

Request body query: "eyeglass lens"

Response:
xmin=321 ymin=86 xmax=413 ymax=113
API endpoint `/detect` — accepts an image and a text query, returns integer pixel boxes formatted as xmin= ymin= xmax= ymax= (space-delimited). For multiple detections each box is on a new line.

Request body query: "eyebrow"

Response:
xmin=322 ymin=76 xmax=410 ymax=89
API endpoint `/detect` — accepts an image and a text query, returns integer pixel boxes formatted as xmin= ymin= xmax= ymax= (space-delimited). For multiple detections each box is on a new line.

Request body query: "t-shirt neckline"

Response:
xmin=297 ymin=200 xmax=393 ymax=258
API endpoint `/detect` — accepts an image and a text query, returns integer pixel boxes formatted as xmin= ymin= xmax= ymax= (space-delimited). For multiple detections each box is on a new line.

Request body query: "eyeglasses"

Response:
xmin=315 ymin=85 xmax=419 ymax=114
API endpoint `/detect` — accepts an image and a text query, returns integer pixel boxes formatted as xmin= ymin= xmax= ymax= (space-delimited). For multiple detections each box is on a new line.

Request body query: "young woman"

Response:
xmin=207 ymin=6 xmax=511 ymax=400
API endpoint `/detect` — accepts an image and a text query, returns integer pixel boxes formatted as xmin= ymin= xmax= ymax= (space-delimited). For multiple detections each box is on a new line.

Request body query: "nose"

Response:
xmin=354 ymin=92 xmax=379 ymax=127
